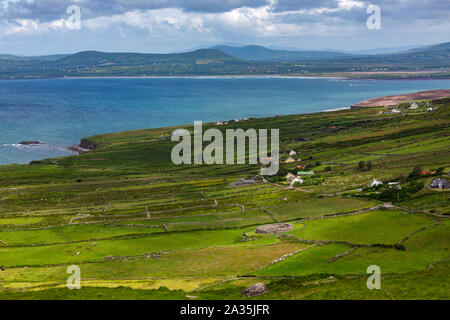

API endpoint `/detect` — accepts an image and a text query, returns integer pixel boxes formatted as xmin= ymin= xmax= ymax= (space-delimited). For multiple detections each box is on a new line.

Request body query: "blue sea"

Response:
xmin=0 ymin=77 xmax=449 ymax=165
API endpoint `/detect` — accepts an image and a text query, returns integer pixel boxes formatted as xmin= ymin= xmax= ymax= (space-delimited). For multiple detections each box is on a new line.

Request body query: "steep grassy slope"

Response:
xmin=0 ymin=97 xmax=448 ymax=299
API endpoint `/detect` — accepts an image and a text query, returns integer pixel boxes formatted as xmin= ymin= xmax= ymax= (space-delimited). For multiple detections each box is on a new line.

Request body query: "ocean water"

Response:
xmin=0 ymin=77 xmax=449 ymax=165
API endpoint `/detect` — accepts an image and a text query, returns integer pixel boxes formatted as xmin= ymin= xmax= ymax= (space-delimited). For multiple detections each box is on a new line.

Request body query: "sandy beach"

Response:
xmin=351 ymin=89 xmax=450 ymax=108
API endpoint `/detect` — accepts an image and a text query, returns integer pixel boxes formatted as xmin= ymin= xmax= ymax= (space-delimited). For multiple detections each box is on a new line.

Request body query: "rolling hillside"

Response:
xmin=212 ymin=45 xmax=355 ymax=61
xmin=0 ymin=95 xmax=448 ymax=300
xmin=0 ymin=42 xmax=449 ymax=79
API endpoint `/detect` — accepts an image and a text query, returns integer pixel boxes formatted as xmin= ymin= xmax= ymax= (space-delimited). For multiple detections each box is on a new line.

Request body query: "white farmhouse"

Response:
xmin=369 ymin=179 xmax=383 ymax=187
xmin=286 ymin=173 xmax=296 ymax=183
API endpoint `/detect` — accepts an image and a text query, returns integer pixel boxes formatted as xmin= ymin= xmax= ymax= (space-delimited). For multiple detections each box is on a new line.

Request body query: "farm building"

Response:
xmin=286 ymin=173 xmax=296 ymax=183
xmin=286 ymin=173 xmax=303 ymax=185
xmin=409 ymin=102 xmax=419 ymax=110
xmin=284 ymin=157 xmax=296 ymax=164
xmin=369 ymin=179 xmax=383 ymax=187
xmin=229 ymin=179 xmax=257 ymax=188
xmin=297 ymin=171 xmax=315 ymax=176
xmin=430 ymin=178 xmax=449 ymax=190
xmin=388 ymin=182 xmax=401 ymax=189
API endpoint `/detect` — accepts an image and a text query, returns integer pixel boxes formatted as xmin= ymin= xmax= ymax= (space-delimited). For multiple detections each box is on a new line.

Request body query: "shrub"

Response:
xmin=358 ymin=161 xmax=366 ymax=171
xmin=409 ymin=165 xmax=423 ymax=178
xmin=436 ymin=167 xmax=445 ymax=174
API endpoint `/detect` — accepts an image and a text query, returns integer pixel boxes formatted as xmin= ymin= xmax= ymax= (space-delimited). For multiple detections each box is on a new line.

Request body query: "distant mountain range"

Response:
xmin=349 ymin=45 xmax=423 ymax=55
xmin=211 ymin=45 xmax=355 ymax=61
xmin=0 ymin=42 xmax=449 ymax=79
xmin=0 ymin=54 xmax=70 ymax=62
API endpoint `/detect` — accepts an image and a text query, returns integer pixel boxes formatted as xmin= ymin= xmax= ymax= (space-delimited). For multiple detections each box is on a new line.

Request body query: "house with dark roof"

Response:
xmin=229 ymin=179 xmax=257 ymax=188
xmin=430 ymin=178 xmax=450 ymax=190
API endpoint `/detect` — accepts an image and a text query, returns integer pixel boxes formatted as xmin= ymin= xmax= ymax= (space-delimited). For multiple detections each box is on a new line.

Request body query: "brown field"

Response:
xmin=351 ymin=89 xmax=450 ymax=108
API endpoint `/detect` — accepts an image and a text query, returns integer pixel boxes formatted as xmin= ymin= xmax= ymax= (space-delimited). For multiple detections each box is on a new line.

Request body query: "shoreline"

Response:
xmin=2 ymin=71 xmax=450 ymax=81
xmin=351 ymin=89 xmax=450 ymax=108
xmin=2 ymin=87 xmax=449 ymax=166
xmin=4 ymin=75 xmax=346 ymax=81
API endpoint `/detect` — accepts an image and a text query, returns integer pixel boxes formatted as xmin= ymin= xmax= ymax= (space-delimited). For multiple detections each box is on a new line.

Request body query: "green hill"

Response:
xmin=0 ymin=54 xmax=69 ymax=61
xmin=0 ymin=95 xmax=448 ymax=300
xmin=212 ymin=45 xmax=355 ymax=61
xmin=0 ymin=42 xmax=449 ymax=79
xmin=54 ymin=49 xmax=240 ymax=67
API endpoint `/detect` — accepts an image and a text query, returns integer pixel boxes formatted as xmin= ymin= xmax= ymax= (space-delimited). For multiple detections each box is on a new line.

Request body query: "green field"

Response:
xmin=0 ymin=97 xmax=449 ymax=300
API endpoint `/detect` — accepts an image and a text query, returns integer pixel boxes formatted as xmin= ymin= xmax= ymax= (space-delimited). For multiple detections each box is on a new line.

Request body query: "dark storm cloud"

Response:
xmin=1 ymin=0 xmax=448 ymax=26
xmin=273 ymin=0 xmax=339 ymax=12
xmin=0 ymin=0 xmax=269 ymax=21
xmin=369 ymin=0 xmax=450 ymax=20
xmin=275 ymin=0 xmax=450 ymax=25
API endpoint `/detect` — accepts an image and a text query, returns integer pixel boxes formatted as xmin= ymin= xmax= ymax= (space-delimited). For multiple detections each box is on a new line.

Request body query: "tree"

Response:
xmin=367 ymin=160 xmax=373 ymax=171
xmin=358 ymin=161 xmax=366 ymax=171
xmin=409 ymin=165 xmax=423 ymax=178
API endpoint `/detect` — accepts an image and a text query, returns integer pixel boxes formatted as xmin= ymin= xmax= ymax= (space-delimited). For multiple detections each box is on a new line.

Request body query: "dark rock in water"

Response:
xmin=79 ymin=138 xmax=103 ymax=150
xmin=19 ymin=141 xmax=42 ymax=145
xmin=241 ymin=283 xmax=268 ymax=297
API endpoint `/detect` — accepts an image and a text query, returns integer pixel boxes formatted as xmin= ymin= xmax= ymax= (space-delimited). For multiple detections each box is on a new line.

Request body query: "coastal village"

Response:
xmin=226 ymin=93 xmax=450 ymax=202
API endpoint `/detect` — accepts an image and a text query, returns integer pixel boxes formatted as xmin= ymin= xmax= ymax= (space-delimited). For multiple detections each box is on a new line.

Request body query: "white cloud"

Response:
xmin=0 ymin=0 xmax=447 ymax=54
xmin=0 ymin=0 xmax=365 ymax=38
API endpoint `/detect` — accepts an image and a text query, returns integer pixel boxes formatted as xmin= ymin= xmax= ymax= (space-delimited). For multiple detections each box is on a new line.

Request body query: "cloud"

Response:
xmin=0 ymin=0 xmax=271 ymax=21
xmin=0 ymin=0 xmax=448 ymax=54
xmin=0 ymin=0 xmax=366 ymax=36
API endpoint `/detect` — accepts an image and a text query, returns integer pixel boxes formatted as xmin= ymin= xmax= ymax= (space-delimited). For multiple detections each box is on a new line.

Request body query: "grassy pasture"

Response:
xmin=0 ymin=243 xmax=308 ymax=287
xmin=287 ymin=210 xmax=435 ymax=245
xmin=0 ymin=223 xmax=165 ymax=246
xmin=0 ymin=98 xmax=448 ymax=299
xmin=266 ymin=197 xmax=377 ymax=221
xmin=0 ymin=228 xmax=280 ymax=267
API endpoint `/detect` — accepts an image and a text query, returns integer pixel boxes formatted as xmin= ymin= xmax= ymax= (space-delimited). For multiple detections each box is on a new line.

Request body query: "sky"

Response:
xmin=0 ymin=0 xmax=449 ymax=55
